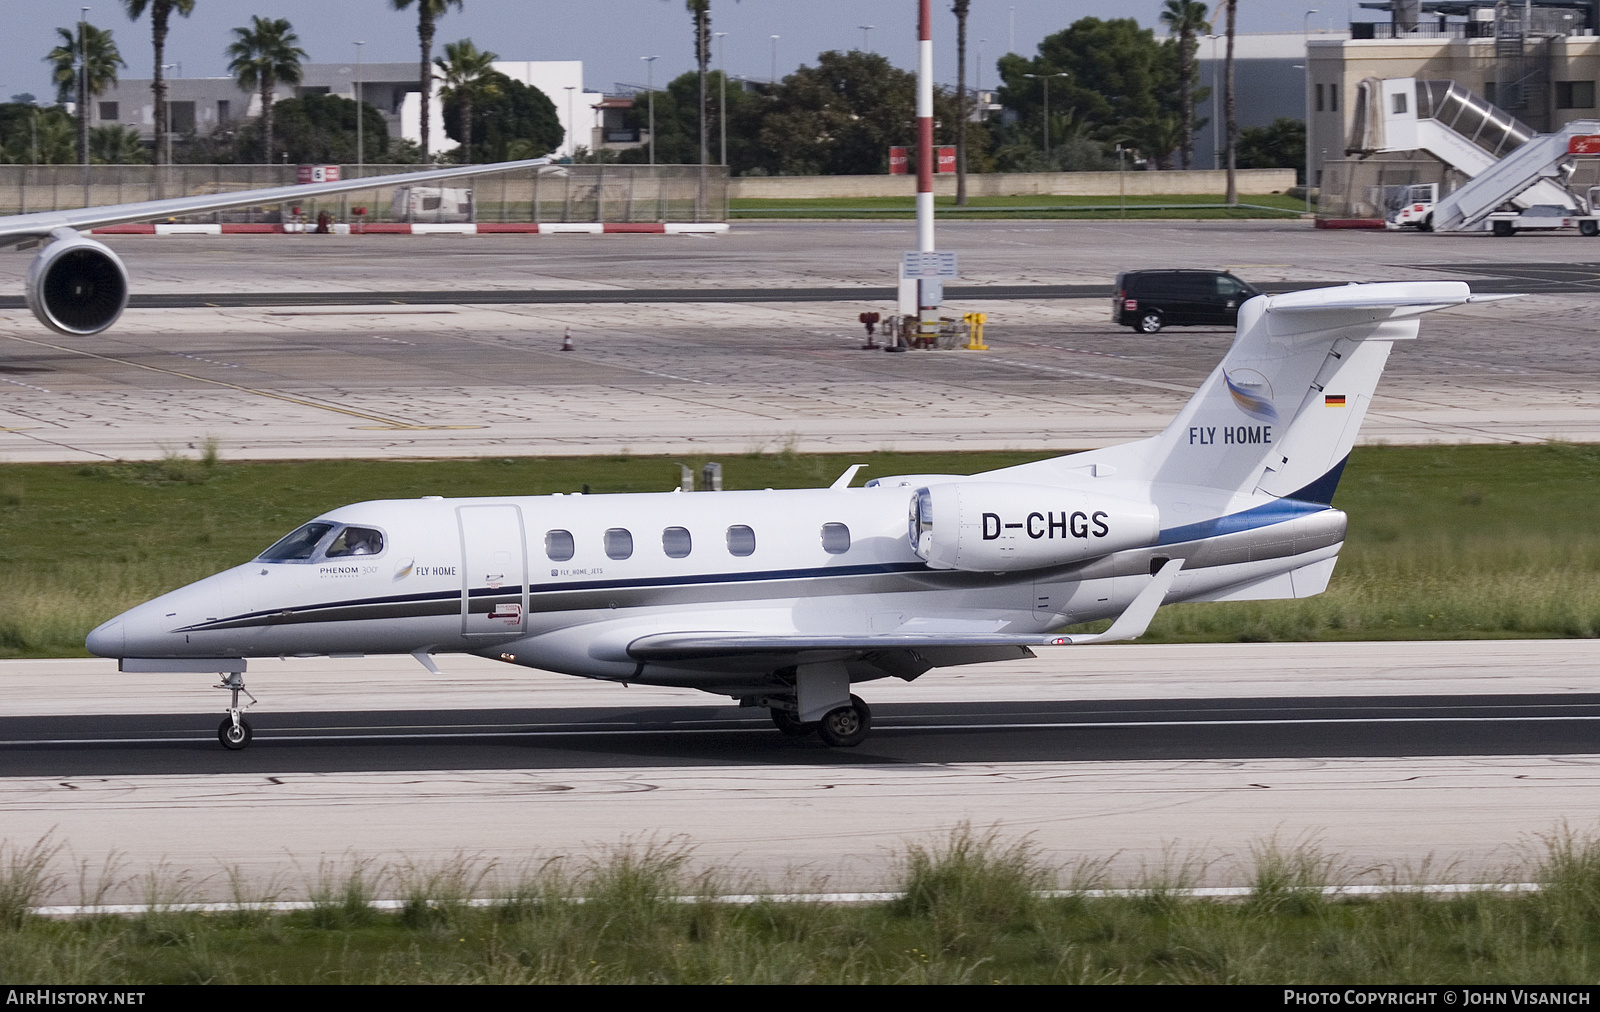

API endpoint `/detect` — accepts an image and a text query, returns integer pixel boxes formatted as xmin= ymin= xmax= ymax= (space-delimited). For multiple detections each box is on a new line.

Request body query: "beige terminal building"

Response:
xmin=1310 ymin=1 xmax=1600 ymax=218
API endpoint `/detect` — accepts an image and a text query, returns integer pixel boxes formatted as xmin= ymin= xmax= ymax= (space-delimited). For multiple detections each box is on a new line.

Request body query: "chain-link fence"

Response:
xmin=0 ymin=163 xmax=729 ymax=223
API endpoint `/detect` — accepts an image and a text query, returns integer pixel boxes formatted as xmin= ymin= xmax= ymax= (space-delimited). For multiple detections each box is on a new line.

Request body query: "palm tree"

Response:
xmin=953 ymin=1 xmax=971 ymax=205
xmin=687 ymin=1 xmax=711 ymax=167
xmin=90 ymin=123 xmax=149 ymax=163
xmin=391 ymin=0 xmax=463 ymax=162
xmin=226 ymin=16 xmax=306 ymax=164
xmin=47 ymin=22 xmax=126 ymax=165
xmin=435 ymin=39 xmax=499 ymax=163
xmin=1160 ymin=0 xmax=1209 ymax=171
xmin=1222 ymin=0 xmax=1237 ymax=204
xmin=122 ymin=1 xmax=196 ymax=166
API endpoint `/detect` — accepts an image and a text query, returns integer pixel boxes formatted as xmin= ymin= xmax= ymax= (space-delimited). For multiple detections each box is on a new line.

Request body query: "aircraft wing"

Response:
xmin=0 ymin=158 xmax=554 ymax=243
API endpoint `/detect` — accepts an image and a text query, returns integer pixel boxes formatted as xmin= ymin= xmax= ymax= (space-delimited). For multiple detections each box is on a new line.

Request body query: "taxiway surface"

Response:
xmin=1 ymin=221 xmax=1598 ymax=461
xmin=3 ymin=642 xmax=1599 ymax=898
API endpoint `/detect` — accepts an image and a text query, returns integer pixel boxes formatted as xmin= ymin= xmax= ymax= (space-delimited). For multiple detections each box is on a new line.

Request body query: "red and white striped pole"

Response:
xmin=916 ymin=0 xmax=939 ymax=338
xmin=916 ymin=0 xmax=935 ymax=255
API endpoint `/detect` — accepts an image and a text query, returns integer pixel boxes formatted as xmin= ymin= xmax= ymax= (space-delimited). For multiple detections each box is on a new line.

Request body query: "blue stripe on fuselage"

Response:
xmin=1156 ymin=497 xmax=1330 ymax=546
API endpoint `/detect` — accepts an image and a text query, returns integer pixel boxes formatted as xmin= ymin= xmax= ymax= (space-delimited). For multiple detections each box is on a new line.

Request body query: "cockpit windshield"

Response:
xmin=257 ymin=522 xmax=336 ymax=561
xmin=325 ymin=527 xmax=384 ymax=557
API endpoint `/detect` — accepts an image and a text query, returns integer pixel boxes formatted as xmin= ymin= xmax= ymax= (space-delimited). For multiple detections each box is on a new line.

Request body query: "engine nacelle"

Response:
xmin=909 ymin=482 xmax=1161 ymax=572
xmin=25 ymin=235 xmax=129 ymax=335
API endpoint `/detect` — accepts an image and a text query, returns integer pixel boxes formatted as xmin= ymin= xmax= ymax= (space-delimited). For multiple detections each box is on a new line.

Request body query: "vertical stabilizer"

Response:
xmin=1126 ymin=282 xmax=1480 ymax=500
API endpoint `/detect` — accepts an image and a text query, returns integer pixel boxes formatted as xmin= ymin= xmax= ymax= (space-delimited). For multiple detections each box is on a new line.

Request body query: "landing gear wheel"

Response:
xmin=1581 ymin=220 xmax=1599 ymax=237
xmin=1493 ymin=220 xmax=1515 ymax=237
xmin=770 ymin=708 xmax=817 ymax=737
xmin=218 ymin=717 xmax=253 ymax=750
xmin=816 ymin=695 xmax=872 ymax=748
xmin=1136 ymin=312 xmax=1164 ymax=334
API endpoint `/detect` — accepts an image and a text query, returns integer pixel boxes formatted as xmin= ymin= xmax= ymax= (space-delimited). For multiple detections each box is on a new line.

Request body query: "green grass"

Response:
xmin=729 ymin=192 xmax=1306 ymax=219
xmin=1 ymin=443 xmax=1597 ymax=657
xmin=9 ymin=826 xmax=1600 ymax=983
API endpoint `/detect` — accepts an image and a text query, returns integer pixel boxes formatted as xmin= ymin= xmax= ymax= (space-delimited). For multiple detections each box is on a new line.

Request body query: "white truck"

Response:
xmin=1387 ymin=181 xmax=1600 ymax=236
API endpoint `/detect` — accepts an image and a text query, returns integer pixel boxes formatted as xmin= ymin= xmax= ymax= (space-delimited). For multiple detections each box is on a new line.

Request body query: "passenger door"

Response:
xmin=458 ymin=505 xmax=528 ymax=636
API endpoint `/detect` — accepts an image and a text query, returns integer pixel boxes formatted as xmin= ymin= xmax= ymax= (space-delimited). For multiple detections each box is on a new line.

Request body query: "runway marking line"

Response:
xmin=10 ymin=713 xmax=1600 ymax=748
xmin=0 ymin=332 xmax=482 ymax=431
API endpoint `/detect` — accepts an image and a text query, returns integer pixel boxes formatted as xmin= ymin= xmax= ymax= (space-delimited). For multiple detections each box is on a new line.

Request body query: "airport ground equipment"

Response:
xmin=1360 ymin=78 xmax=1600 ymax=234
xmin=90 ymin=281 xmax=1508 ymax=750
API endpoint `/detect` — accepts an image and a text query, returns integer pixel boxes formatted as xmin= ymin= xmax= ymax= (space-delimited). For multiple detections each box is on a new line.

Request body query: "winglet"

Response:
xmin=830 ymin=464 xmax=868 ymax=489
xmin=1049 ymin=557 xmax=1183 ymax=646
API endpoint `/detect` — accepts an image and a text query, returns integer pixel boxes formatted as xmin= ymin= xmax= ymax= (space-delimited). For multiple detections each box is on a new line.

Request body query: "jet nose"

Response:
xmin=86 ymin=617 xmax=125 ymax=658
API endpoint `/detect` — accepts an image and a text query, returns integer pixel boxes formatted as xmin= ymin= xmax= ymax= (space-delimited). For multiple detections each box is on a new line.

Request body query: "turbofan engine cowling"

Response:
xmin=25 ymin=235 xmax=129 ymax=335
xmin=909 ymin=482 xmax=1161 ymax=572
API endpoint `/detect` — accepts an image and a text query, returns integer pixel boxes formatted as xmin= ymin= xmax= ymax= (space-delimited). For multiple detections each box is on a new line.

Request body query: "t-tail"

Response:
xmin=1103 ymin=281 xmax=1505 ymax=502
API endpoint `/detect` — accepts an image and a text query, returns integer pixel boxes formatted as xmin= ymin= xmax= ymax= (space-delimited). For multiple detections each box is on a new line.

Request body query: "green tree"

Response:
xmin=90 ymin=123 xmax=149 ymax=163
xmin=233 ymin=93 xmax=388 ymax=164
xmin=953 ymin=0 xmax=971 ymax=202
xmin=226 ymin=16 xmax=306 ymax=164
xmin=123 ymin=0 xmax=197 ymax=165
xmin=434 ymin=39 xmax=498 ymax=163
xmin=1222 ymin=0 xmax=1237 ymax=202
xmin=391 ymin=0 xmax=463 ymax=162
xmin=758 ymin=50 xmax=918 ymax=175
xmin=1160 ymin=0 xmax=1209 ymax=170
xmin=442 ymin=73 xmax=562 ymax=163
xmin=0 ymin=104 xmax=77 ymax=163
xmin=1237 ymin=117 xmax=1306 ymax=180
xmin=996 ymin=19 xmax=1164 ymax=142
xmin=46 ymin=22 xmax=126 ymax=165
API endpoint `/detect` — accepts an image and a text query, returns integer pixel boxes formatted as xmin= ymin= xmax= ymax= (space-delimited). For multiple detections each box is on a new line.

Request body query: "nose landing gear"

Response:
xmin=215 ymin=670 xmax=257 ymax=750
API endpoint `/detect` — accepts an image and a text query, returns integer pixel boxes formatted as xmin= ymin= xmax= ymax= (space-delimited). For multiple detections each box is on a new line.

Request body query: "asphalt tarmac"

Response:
xmin=5 ymin=694 xmax=1600 ymax=778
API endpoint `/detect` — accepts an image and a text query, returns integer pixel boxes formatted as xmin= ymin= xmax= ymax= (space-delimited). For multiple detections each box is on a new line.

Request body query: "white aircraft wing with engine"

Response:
xmin=0 ymin=158 xmax=553 ymax=336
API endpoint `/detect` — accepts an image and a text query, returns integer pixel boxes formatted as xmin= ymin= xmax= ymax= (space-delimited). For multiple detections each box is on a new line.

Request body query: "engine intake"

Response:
xmin=910 ymin=482 xmax=1161 ymax=572
xmin=25 ymin=235 xmax=129 ymax=335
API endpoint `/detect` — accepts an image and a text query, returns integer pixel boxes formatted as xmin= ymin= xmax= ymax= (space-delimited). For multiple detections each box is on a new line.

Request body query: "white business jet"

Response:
xmin=84 ymin=277 xmax=1504 ymax=750
xmin=0 ymin=158 xmax=551 ymax=336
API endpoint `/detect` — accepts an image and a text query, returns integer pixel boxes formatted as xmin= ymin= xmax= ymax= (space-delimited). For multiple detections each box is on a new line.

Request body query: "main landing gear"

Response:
xmin=769 ymin=694 xmax=872 ymax=748
xmin=216 ymin=670 xmax=257 ymax=750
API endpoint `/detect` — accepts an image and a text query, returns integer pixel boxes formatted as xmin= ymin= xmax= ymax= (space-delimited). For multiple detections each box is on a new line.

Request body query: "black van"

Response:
xmin=1112 ymin=270 xmax=1261 ymax=333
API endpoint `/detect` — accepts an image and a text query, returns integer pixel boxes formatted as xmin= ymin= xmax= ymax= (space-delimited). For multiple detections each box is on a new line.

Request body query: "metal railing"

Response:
xmin=0 ymin=163 xmax=728 ymax=223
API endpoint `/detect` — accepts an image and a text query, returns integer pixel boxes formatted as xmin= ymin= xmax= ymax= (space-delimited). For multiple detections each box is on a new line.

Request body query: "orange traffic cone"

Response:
xmin=561 ymin=327 xmax=574 ymax=351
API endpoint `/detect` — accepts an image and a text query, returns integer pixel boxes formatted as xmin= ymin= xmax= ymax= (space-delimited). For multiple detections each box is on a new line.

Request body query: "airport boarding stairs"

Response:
xmin=1350 ymin=78 xmax=1596 ymax=231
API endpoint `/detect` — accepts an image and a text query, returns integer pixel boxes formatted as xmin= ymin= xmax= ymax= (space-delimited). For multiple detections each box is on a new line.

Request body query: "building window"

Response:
xmin=217 ymin=100 xmax=231 ymax=123
xmin=604 ymin=528 xmax=633 ymax=560
xmin=1392 ymin=92 xmax=1408 ymax=115
xmin=726 ymin=525 xmax=756 ymax=557
xmin=1558 ymin=81 xmax=1596 ymax=109
xmin=820 ymin=523 xmax=851 ymax=555
xmin=662 ymin=526 xmax=692 ymax=559
xmin=98 ymin=102 xmax=118 ymax=121
xmin=1330 ymin=86 xmax=1339 ymax=112
xmin=168 ymin=101 xmax=195 ymax=133
xmin=545 ymin=529 xmax=574 ymax=562
xmin=1315 ymin=84 xmax=1324 ymax=113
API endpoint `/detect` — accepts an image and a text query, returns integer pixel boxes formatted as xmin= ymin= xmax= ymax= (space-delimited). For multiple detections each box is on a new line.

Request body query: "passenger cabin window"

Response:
xmin=662 ymin=526 xmax=692 ymax=558
xmin=325 ymin=526 xmax=384 ymax=557
xmin=258 ymin=522 xmax=335 ymax=561
xmin=605 ymin=528 xmax=634 ymax=560
xmin=545 ymin=529 xmax=575 ymax=562
xmin=821 ymin=523 xmax=851 ymax=555
xmin=726 ymin=525 xmax=756 ymax=557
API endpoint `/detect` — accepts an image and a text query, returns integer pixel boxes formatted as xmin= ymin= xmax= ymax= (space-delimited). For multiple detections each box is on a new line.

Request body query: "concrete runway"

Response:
xmin=1 ymin=221 xmax=1598 ymax=462
xmin=4 ymin=642 xmax=1600 ymax=900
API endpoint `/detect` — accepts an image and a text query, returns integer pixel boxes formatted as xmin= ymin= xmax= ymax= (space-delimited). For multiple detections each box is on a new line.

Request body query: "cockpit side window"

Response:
xmin=325 ymin=527 xmax=385 ymax=557
xmin=258 ymin=522 xmax=335 ymax=561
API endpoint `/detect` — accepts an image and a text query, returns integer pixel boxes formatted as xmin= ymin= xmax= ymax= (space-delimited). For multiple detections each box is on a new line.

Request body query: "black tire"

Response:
xmin=816 ymin=695 xmax=872 ymax=748
xmin=218 ymin=717 xmax=252 ymax=750
xmin=1419 ymin=214 xmax=1434 ymax=233
xmin=1492 ymin=220 xmax=1515 ymax=237
xmin=1136 ymin=312 xmax=1163 ymax=334
xmin=770 ymin=708 xmax=817 ymax=737
xmin=1581 ymin=220 xmax=1599 ymax=237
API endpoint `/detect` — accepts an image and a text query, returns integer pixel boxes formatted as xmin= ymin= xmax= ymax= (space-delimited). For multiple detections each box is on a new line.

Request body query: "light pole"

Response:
xmin=641 ymin=55 xmax=658 ymax=165
xmin=354 ymin=41 xmax=364 ymax=173
xmin=714 ymin=33 xmax=727 ymax=166
xmin=564 ymin=85 xmax=576 ymax=160
xmin=1207 ymin=33 xmax=1221 ymax=170
xmin=1303 ymin=10 xmax=1318 ymax=212
xmin=977 ymin=39 xmax=986 ymax=96
xmin=770 ymin=35 xmax=779 ymax=86
xmin=1022 ymin=71 xmax=1068 ymax=160
xmin=858 ymin=25 xmax=874 ymax=51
